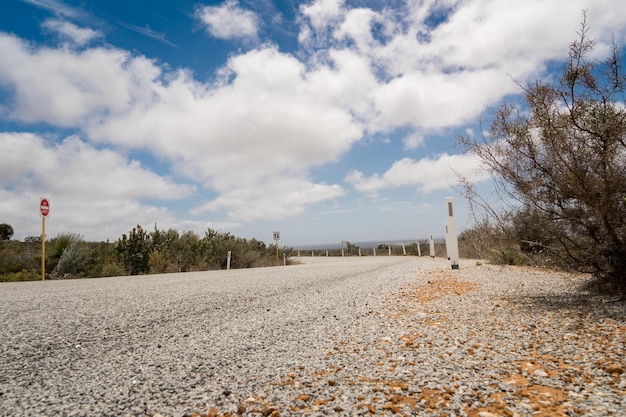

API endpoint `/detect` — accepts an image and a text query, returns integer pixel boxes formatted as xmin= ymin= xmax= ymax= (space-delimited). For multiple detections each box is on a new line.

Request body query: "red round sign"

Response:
xmin=40 ymin=198 xmax=50 ymax=217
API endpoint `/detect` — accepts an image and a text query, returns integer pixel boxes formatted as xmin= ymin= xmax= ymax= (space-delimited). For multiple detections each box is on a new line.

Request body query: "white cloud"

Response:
xmin=0 ymin=33 xmax=160 ymax=126
xmin=84 ymin=46 xmax=361 ymax=220
xmin=298 ymin=0 xmax=345 ymax=47
xmin=372 ymin=68 xmax=517 ymax=130
xmin=0 ymin=133 xmax=194 ymax=240
xmin=300 ymin=0 xmax=344 ymax=31
xmin=345 ymin=153 xmax=489 ymax=197
xmin=193 ymin=177 xmax=344 ymax=222
xmin=41 ymin=19 xmax=102 ymax=46
xmin=403 ymin=132 xmax=424 ymax=150
xmin=334 ymin=7 xmax=380 ymax=52
xmin=19 ymin=0 xmax=81 ymax=18
xmin=195 ymin=0 xmax=259 ymax=40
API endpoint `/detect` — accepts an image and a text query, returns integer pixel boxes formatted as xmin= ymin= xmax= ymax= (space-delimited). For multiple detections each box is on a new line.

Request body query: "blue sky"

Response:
xmin=1 ymin=0 xmax=625 ymax=246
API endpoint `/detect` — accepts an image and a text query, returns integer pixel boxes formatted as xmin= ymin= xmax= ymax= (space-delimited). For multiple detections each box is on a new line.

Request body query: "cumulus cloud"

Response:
xmin=402 ymin=132 xmax=425 ymax=150
xmin=300 ymin=0 xmax=344 ymax=30
xmin=0 ymin=33 xmax=160 ymax=126
xmin=0 ymin=133 xmax=195 ymax=240
xmin=345 ymin=153 xmax=489 ymax=197
xmin=85 ymin=47 xmax=361 ymax=222
xmin=193 ymin=177 xmax=345 ymax=222
xmin=195 ymin=0 xmax=259 ymax=40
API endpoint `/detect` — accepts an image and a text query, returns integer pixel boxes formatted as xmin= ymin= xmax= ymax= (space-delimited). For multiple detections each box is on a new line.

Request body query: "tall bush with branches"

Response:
xmin=459 ymin=17 xmax=626 ymax=295
xmin=116 ymin=225 xmax=151 ymax=275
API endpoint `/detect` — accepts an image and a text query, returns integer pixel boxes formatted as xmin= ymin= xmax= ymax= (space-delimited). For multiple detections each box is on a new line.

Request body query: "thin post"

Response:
xmin=429 ymin=233 xmax=435 ymax=258
xmin=445 ymin=197 xmax=460 ymax=269
xmin=41 ymin=216 xmax=45 ymax=281
xmin=275 ymin=240 xmax=279 ymax=263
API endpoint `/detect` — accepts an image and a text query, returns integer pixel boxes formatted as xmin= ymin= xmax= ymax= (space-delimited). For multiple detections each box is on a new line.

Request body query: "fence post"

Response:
xmin=429 ymin=233 xmax=435 ymax=258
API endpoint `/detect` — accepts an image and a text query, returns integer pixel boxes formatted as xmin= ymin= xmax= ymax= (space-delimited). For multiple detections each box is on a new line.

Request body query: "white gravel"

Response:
xmin=0 ymin=256 xmax=624 ymax=417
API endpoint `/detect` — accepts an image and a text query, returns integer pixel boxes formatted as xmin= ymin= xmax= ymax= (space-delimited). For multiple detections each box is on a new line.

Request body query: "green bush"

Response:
xmin=0 ymin=270 xmax=40 ymax=282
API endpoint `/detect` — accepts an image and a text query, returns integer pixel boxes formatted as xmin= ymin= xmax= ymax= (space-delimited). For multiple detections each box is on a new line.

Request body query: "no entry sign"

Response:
xmin=40 ymin=198 xmax=50 ymax=217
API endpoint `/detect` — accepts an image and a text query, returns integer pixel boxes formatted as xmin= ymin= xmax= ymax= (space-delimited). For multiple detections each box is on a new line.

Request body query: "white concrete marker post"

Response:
xmin=417 ymin=242 xmax=422 ymax=257
xmin=402 ymin=244 xmax=406 ymax=256
xmin=283 ymin=253 xmax=286 ymax=266
xmin=388 ymin=246 xmax=392 ymax=256
xmin=373 ymin=247 xmax=376 ymax=256
xmin=429 ymin=233 xmax=435 ymax=258
xmin=444 ymin=197 xmax=460 ymax=269
xmin=226 ymin=250 xmax=232 ymax=270
xmin=358 ymin=248 xmax=362 ymax=257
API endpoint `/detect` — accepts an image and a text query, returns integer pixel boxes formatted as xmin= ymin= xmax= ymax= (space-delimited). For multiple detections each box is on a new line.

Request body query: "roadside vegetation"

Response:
xmin=0 ymin=223 xmax=293 ymax=282
xmin=458 ymin=18 xmax=626 ymax=296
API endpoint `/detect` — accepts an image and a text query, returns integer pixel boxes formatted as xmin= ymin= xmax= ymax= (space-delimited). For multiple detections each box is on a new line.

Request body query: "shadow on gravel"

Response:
xmin=502 ymin=293 xmax=626 ymax=320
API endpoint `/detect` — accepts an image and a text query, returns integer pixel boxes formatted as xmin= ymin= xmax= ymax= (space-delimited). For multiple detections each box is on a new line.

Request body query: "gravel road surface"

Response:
xmin=1 ymin=256 xmax=624 ymax=416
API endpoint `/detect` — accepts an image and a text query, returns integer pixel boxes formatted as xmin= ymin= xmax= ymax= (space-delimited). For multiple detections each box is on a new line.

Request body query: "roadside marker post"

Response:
xmin=445 ymin=197 xmax=460 ymax=269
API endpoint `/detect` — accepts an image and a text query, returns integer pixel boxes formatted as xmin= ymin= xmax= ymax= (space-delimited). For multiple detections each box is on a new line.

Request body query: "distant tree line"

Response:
xmin=0 ymin=223 xmax=292 ymax=282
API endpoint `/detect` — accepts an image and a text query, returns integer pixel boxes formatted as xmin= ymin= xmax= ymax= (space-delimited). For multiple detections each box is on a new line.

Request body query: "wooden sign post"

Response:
xmin=273 ymin=231 xmax=280 ymax=263
xmin=40 ymin=198 xmax=50 ymax=281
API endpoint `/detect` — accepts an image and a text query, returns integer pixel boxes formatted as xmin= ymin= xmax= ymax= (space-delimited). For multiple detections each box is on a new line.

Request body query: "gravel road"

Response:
xmin=0 ymin=256 xmax=440 ymax=416
xmin=1 ymin=256 xmax=624 ymax=417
